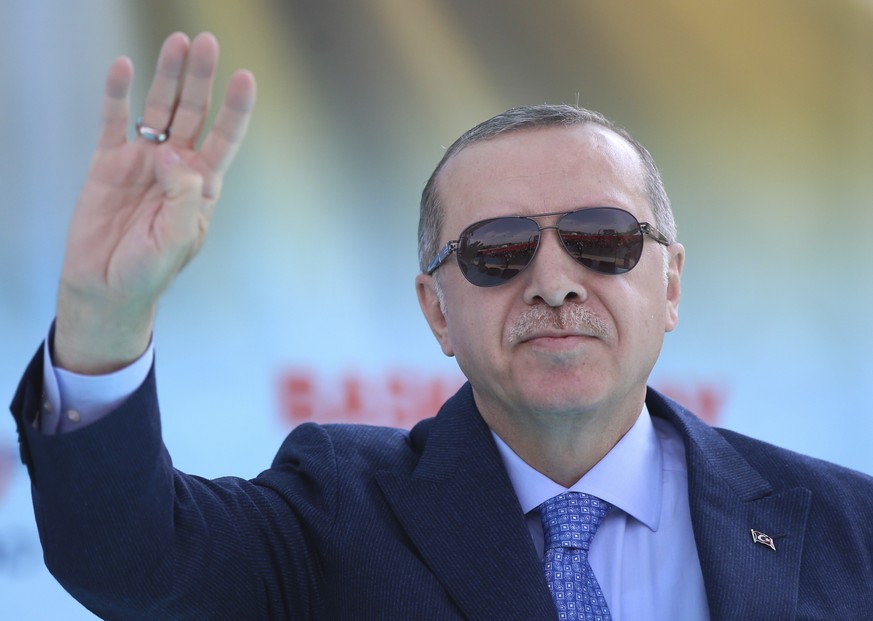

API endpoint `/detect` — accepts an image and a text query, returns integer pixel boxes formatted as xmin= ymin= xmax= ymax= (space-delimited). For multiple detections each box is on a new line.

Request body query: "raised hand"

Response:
xmin=54 ymin=32 xmax=256 ymax=374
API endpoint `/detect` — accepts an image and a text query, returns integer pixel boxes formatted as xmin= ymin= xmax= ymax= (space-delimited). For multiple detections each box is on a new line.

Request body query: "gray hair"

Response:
xmin=417 ymin=104 xmax=676 ymax=273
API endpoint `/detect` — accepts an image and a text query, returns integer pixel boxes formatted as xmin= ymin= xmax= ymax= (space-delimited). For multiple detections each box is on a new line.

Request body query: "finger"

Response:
xmin=154 ymin=145 xmax=204 ymax=217
xmin=198 ymin=69 xmax=257 ymax=197
xmin=138 ymin=32 xmax=191 ymax=139
xmin=169 ymin=33 xmax=219 ymax=148
xmin=97 ymin=57 xmax=134 ymax=148
xmin=153 ymin=145 xmax=210 ymax=268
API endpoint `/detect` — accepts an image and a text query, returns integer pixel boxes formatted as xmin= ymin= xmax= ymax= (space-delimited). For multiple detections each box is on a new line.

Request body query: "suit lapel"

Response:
xmin=377 ymin=384 xmax=555 ymax=620
xmin=649 ymin=390 xmax=811 ymax=621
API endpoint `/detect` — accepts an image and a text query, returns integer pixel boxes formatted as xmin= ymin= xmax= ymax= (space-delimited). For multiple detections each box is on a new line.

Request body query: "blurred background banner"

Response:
xmin=2 ymin=0 xmax=871 ymax=617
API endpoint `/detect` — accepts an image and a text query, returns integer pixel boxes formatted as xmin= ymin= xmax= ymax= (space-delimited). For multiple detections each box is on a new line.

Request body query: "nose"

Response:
xmin=521 ymin=228 xmax=589 ymax=307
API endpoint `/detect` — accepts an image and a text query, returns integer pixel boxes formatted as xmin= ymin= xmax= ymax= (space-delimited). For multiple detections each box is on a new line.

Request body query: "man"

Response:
xmin=10 ymin=32 xmax=873 ymax=620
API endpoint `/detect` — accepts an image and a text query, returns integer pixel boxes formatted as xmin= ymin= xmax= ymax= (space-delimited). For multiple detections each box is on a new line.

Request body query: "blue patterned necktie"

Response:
xmin=540 ymin=491 xmax=613 ymax=621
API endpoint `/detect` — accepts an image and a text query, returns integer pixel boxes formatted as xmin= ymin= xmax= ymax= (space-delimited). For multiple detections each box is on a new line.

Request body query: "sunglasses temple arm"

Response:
xmin=641 ymin=223 xmax=671 ymax=246
xmin=426 ymin=241 xmax=458 ymax=275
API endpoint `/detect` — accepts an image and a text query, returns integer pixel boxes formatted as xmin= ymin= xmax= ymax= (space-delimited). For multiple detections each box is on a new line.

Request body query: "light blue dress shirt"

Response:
xmin=492 ymin=406 xmax=710 ymax=620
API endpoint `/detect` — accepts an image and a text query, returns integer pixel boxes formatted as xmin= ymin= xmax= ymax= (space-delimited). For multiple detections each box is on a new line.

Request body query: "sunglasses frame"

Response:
xmin=425 ymin=206 xmax=671 ymax=286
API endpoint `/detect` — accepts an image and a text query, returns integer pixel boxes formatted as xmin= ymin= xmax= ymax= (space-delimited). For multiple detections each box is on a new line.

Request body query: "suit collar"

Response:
xmin=647 ymin=388 xmax=811 ymax=621
xmin=376 ymin=383 xmax=556 ymax=620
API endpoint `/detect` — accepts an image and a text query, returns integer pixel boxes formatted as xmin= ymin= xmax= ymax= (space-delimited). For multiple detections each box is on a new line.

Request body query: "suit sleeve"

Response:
xmin=9 ymin=345 xmax=334 ymax=620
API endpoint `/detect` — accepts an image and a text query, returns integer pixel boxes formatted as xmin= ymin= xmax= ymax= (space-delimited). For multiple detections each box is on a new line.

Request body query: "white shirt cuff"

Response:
xmin=39 ymin=333 xmax=154 ymax=434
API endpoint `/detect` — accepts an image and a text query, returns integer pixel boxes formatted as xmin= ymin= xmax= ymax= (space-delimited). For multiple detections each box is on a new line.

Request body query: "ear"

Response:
xmin=664 ymin=243 xmax=684 ymax=333
xmin=415 ymin=273 xmax=454 ymax=357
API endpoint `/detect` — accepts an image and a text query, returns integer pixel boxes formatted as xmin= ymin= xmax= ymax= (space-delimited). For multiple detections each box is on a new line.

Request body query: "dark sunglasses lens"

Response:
xmin=457 ymin=217 xmax=540 ymax=286
xmin=558 ymin=208 xmax=644 ymax=274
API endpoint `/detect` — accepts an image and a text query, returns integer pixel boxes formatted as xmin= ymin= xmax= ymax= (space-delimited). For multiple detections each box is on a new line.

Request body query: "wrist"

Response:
xmin=54 ymin=281 xmax=156 ymax=375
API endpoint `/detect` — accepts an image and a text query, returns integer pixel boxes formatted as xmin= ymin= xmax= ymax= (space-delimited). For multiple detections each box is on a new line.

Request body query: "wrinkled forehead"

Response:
xmin=435 ymin=124 xmax=650 ymax=237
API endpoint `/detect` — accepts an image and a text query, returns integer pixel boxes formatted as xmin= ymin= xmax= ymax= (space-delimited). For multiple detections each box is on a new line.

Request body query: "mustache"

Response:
xmin=507 ymin=305 xmax=609 ymax=345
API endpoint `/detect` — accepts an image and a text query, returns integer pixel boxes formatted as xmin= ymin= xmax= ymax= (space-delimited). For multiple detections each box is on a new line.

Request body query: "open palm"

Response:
xmin=55 ymin=32 xmax=256 ymax=373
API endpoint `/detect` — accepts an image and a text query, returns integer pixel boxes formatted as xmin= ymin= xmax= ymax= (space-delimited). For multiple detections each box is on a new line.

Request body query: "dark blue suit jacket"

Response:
xmin=10 ymin=348 xmax=873 ymax=619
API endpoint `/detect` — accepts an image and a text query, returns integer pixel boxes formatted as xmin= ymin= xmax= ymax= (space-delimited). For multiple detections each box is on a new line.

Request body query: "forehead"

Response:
xmin=437 ymin=124 xmax=650 ymax=235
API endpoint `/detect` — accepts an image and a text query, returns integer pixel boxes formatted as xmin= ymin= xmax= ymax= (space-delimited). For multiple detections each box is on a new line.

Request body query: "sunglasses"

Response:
xmin=426 ymin=206 xmax=670 ymax=287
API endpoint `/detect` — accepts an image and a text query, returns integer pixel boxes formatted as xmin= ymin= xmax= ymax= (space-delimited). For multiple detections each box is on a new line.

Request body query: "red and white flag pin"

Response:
xmin=751 ymin=529 xmax=776 ymax=551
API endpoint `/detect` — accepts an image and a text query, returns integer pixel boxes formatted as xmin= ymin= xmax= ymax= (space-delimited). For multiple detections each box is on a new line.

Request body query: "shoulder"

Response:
xmin=649 ymin=387 xmax=873 ymax=536
xmin=715 ymin=426 xmax=873 ymax=503
xmin=648 ymin=386 xmax=873 ymax=496
xmin=268 ymin=420 xmax=425 ymax=480
xmin=266 ymin=386 xmax=467 ymax=479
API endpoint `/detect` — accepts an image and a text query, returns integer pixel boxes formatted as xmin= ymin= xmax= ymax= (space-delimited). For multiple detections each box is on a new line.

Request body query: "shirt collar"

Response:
xmin=491 ymin=404 xmax=663 ymax=531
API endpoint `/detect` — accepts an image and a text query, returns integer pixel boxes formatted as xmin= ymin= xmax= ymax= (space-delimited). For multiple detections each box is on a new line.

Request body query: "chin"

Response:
xmin=531 ymin=362 xmax=645 ymax=412
xmin=517 ymin=381 xmax=606 ymax=416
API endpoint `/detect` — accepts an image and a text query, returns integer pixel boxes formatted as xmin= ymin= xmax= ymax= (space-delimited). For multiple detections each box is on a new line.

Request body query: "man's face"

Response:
xmin=416 ymin=124 xmax=683 ymax=431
